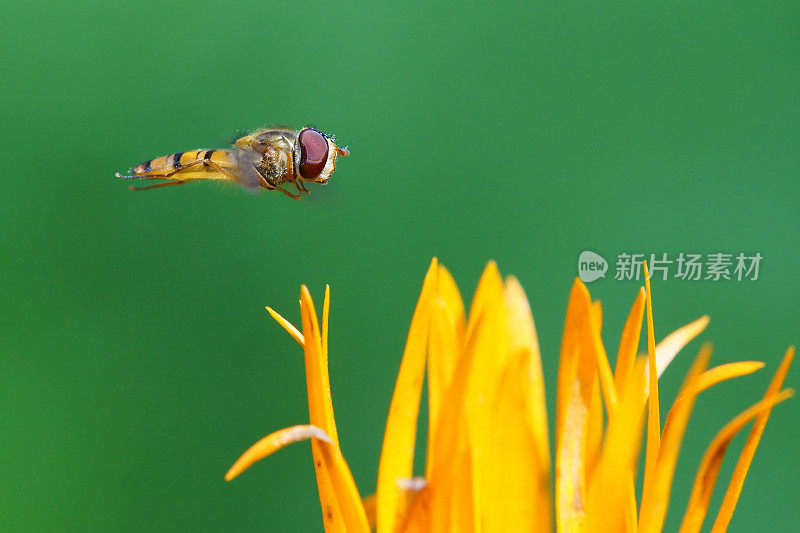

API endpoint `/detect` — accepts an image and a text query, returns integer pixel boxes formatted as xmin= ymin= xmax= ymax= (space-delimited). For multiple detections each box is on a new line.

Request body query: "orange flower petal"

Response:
xmin=240 ymin=264 xmax=791 ymax=533
xmin=464 ymin=262 xmax=508 ymax=529
xmin=315 ymin=453 xmax=350 ymax=532
xmin=224 ymin=424 xmax=331 ymax=481
xmin=266 ymin=306 xmax=305 ymax=345
xmin=638 ymin=347 xmax=726 ymax=533
xmin=503 ymin=276 xmax=551 ymax=488
xmin=425 ymin=263 xmax=505 ymax=532
xmin=465 ymin=260 xmax=500 ymax=340
xmin=299 ymin=286 xmax=368 ymax=533
xmin=437 ymin=264 xmax=466 ymax=341
xmin=399 ymin=485 xmax=432 ymax=533
xmin=585 ymin=358 xmax=648 ymax=533
xmin=480 ymin=276 xmax=552 ymax=531
xmin=641 ymin=263 xmax=661 ymax=507
xmin=683 ymin=360 xmax=765 ymax=398
xmin=586 ymin=375 xmax=603 ymax=483
xmin=614 ymin=288 xmax=646 ymax=532
xmin=376 ymin=259 xmax=438 ymax=533
xmin=585 ymin=298 xmax=616 ymax=487
xmin=362 ymin=493 xmax=377 ymax=531
xmin=678 ymin=388 xmax=794 ymax=533
xmin=639 ymin=346 xmax=754 ymax=532
xmin=485 ymin=350 xmax=553 ymax=531
xmin=300 ymin=285 xmax=339 ymax=447
xmin=654 ymin=315 xmax=710 ymax=379
xmin=391 ymin=478 xmax=428 ymax=532
xmin=555 ymin=279 xmax=598 ymax=533
xmin=425 ymin=312 xmax=483 ymax=532
xmin=615 ymin=288 xmax=645 ymax=391
xmin=426 ymin=264 xmax=464 ymax=477
xmin=315 ymin=438 xmax=371 ymax=532
xmin=592 ymin=300 xmax=619 ymax=416
xmin=710 ymin=347 xmax=795 ymax=533
xmin=322 ymin=284 xmax=331 ymax=360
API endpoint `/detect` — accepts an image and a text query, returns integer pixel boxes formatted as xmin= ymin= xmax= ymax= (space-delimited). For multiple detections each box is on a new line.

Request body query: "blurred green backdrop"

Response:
xmin=1 ymin=1 xmax=797 ymax=531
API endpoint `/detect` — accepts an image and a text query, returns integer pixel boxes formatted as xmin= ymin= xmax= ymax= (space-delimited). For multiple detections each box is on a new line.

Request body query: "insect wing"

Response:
xmin=233 ymin=149 xmax=265 ymax=189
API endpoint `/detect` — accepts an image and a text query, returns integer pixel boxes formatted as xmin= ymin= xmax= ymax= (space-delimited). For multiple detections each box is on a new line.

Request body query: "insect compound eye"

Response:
xmin=298 ymin=128 xmax=330 ymax=180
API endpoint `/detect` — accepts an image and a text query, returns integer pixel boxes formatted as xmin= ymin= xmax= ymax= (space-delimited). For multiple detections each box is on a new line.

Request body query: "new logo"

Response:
xmin=578 ymin=251 xmax=608 ymax=283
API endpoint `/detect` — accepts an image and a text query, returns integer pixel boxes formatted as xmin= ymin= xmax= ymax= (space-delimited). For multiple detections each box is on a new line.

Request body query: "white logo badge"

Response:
xmin=578 ymin=251 xmax=608 ymax=283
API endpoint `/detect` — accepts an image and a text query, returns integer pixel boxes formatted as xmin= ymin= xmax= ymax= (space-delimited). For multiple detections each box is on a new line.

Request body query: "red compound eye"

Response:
xmin=298 ymin=128 xmax=329 ymax=180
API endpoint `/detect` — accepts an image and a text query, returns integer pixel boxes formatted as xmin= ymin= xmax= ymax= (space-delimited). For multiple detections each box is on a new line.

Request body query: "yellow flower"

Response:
xmin=225 ymin=259 xmax=794 ymax=533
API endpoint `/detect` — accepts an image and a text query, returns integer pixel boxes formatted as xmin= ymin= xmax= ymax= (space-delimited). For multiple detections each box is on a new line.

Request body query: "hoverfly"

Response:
xmin=115 ymin=127 xmax=349 ymax=199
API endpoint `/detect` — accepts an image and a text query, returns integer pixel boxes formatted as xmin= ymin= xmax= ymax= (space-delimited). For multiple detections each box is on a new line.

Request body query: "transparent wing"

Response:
xmin=233 ymin=149 xmax=266 ymax=190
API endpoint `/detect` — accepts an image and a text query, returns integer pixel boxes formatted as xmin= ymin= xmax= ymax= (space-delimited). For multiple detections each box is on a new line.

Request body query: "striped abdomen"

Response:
xmin=131 ymin=149 xmax=235 ymax=175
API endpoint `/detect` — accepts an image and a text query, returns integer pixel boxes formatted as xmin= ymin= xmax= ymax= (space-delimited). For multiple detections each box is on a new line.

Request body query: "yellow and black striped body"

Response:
xmin=119 ymin=146 xmax=268 ymax=190
xmin=131 ymin=149 xmax=237 ymax=179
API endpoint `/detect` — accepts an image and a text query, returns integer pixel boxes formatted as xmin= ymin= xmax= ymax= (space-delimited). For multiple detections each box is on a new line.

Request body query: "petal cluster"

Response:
xmin=225 ymin=259 xmax=793 ymax=533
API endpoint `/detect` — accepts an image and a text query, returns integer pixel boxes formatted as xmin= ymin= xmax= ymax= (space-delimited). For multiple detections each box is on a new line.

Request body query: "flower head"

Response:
xmin=225 ymin=259 xmax=793 ymax=533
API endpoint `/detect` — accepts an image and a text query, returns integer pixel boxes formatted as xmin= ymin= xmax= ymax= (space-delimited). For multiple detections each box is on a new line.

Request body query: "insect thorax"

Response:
xmin=259 ymin=149 xmax=294 ymax=185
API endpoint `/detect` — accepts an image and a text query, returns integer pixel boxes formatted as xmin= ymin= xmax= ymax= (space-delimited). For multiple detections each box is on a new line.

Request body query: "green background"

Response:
xmin=1 ymin=1 xmax=797 ymax=531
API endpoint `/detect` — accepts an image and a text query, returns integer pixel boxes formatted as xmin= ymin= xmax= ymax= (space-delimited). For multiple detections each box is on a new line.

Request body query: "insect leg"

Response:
xmin=118 ymin=158 xmax=244 ymax=185
xmin=130 ymin=180 xmax=188 ymax=191
xmin=295 ymin=179 xmax=310 ymax=194
xmin=178 ymin=152 xmax=299 ymax=198
xmin=118 ymin=157 xmax=205 ymax=190
xmin=262 ymin=175 xmax=301 ymax=200
xmin=273 ymin=185 xmax=301 ymax=200
xmin=118 ymin=155 xmax=301 ymax=199
xmin=115 ymin=159 xmax=210 ymax=179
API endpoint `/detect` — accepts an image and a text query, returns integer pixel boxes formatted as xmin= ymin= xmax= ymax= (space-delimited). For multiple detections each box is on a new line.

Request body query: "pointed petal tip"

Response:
xmin=503 ymin=275 xmax=526 ymax=301
xmin=224 ymin=425 xmax=331 ymax=483
xmin=424 ymin=257 xmax=439 ymax=279
xmin=225 ymin=464 xmax=247 ymax=482
xmin=265 ymin=306 xmax=304 ymax=345
xmin=654 ymin=316 xmax=712 ymax=378
xmin=681 ymin=387 xmax=794 ymax=532
xmin=312 ymin=426 xmax=333 ymax=443
xmin=571 ymin=276 xmax=591 ymax=297
xmin=224 ymin=459 xmax=246 ymax=482
xmin=479 ymin=259 xmax=502 ymax=282
xmin=300 ymin=284 xmax=312 ymax=299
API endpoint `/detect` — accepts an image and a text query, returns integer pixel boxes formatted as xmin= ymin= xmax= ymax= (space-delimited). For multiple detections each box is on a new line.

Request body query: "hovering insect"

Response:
xmin=115 ymin=127 xmax=349 ymax=199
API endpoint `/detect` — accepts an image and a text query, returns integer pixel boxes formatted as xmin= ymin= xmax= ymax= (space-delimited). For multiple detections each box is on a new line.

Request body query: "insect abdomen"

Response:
xmin=131 ymin=149 xmax=231 ymax=174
